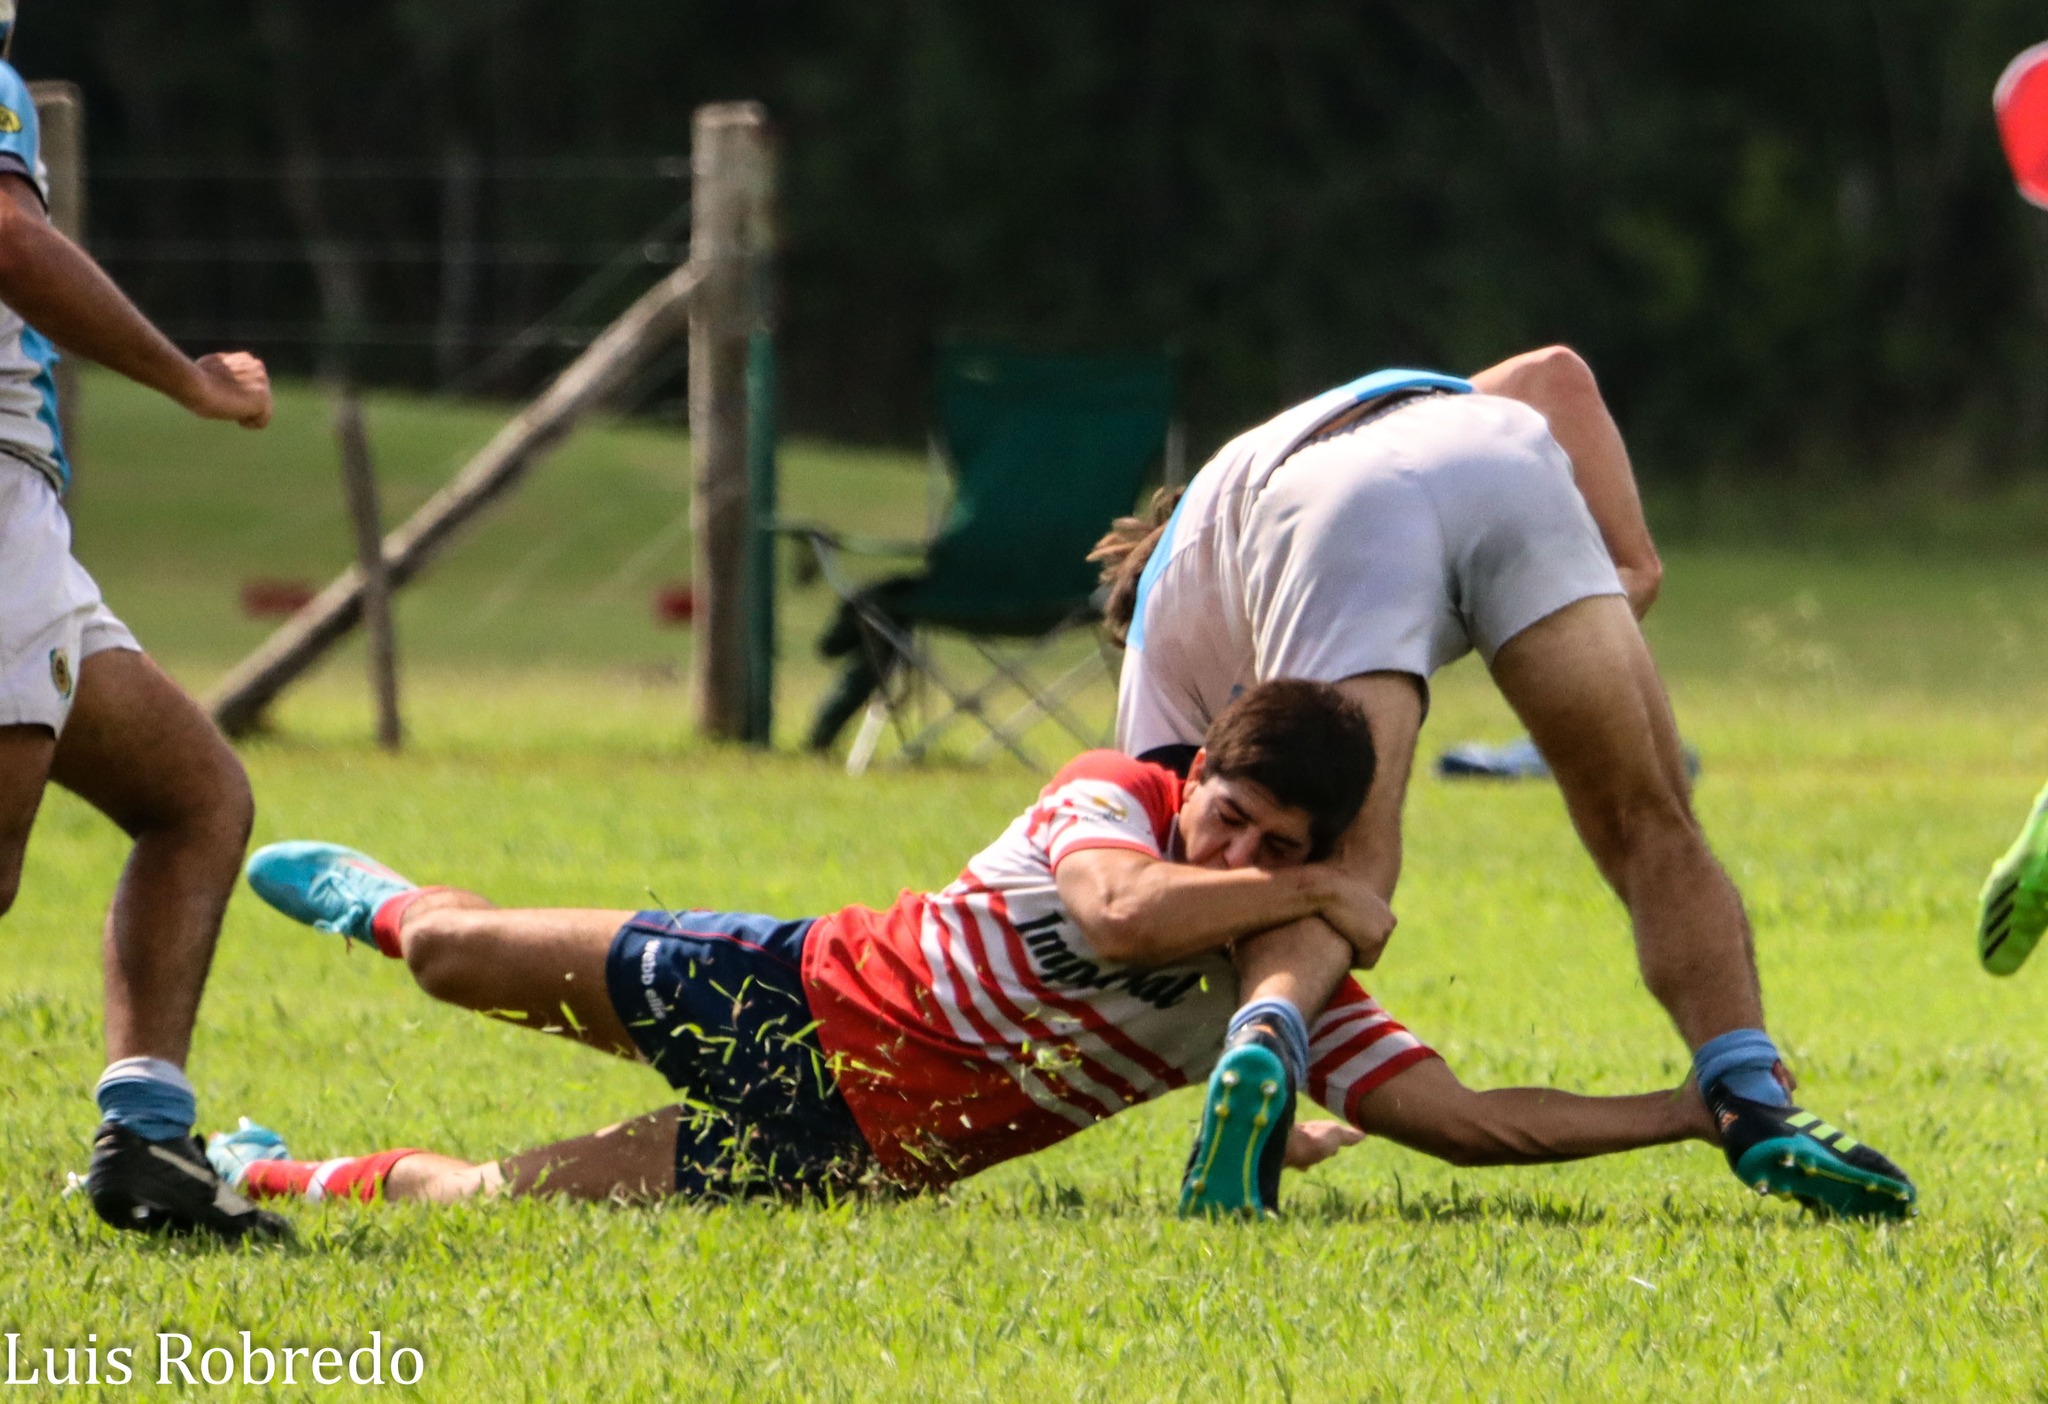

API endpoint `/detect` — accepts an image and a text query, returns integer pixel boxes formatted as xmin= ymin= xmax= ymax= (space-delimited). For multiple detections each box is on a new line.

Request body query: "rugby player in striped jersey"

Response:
xmin=220 ymin=680 xmax=1715 ymax=1213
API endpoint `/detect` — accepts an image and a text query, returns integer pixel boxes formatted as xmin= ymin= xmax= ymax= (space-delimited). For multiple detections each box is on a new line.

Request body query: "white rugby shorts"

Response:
xmin=1120 ymin=392 xmax=1623 ymax=751
xmin=0 ymin=456 xmax=139 ymax=733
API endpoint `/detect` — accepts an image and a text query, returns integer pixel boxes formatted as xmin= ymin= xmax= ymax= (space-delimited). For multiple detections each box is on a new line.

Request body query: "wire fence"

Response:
xmin=88 ymin=156 xmax=692 ymax=404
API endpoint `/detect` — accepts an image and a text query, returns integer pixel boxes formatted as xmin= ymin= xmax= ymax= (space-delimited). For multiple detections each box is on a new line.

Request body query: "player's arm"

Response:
xmin=1469 ymin=345 xmax=1660 ymax=618
xmin=1343 ymin=1056 xmax=1713 ymax=1166
xmin=1053 ymin=845 xmax=1394 ymax=967
xmin=0 ymin=173 xmax=270 ymax=427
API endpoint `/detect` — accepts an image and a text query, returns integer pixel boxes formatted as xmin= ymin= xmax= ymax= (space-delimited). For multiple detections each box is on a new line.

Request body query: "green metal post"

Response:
xmin=742 ymin=324 xmax=777 ymax=745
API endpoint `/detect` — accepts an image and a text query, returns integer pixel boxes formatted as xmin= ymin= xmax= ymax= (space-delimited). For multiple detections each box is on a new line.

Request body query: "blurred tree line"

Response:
xmin=19 ymin=0 xmax=2048 ymax=477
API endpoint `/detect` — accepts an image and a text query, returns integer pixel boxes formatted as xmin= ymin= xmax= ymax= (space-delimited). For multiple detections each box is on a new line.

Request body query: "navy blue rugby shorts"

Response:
xmin=605 ymin=909 xmax=875 ymax=1199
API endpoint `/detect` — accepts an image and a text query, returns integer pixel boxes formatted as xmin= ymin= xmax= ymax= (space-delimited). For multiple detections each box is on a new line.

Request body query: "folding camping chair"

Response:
xmin=792 ymin=345 xmax=1175 ymax=773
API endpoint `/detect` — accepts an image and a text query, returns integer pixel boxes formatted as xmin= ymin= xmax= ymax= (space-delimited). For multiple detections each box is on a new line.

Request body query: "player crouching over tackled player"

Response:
xmin=226 ymin=680 xmax=1722 ymax=1213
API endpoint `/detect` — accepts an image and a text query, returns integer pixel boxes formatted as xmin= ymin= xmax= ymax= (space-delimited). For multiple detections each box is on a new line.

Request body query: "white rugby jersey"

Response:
xmin=0 ymin=62 xmax=67 ymax=494
xmin=1115 ymin=369 xmax=1473 ymax=756
xmin=802 ymin=750 xmax=1437 ymax=1188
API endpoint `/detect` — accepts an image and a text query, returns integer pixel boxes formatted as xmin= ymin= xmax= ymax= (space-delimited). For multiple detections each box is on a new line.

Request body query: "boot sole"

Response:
xmin=1734 ymin=1138 xmax=1916 ymax=1221
xmin=1178 ymin=1044 xmax=1288 ymax=1218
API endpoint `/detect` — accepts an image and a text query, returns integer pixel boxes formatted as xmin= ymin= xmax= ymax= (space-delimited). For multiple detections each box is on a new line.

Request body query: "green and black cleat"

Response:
xmin=1178 ymin=1037 xmax=1295 ymax=1218
xmin=1979 ymin=780 xmax=2048 ymax=976
xmin=1707 ymin=1087 xmax=1915 ymax=1221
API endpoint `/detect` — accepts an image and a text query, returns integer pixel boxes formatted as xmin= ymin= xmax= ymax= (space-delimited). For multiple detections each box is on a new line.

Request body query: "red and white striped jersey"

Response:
xmin=802 ymin=751 xmax=1437 ymax=1188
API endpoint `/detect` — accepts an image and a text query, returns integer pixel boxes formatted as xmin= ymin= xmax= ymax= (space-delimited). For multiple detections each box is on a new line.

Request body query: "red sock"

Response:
xmin=369 ymin=887 xmax=449 ymax=959
xmin=242 ymin=1149 xmax=422 ymax=1203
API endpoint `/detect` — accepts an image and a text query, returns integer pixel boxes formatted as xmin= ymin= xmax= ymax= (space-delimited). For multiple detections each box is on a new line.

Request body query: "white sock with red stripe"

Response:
xmin=240 ymin=1149 xmax=421 ymax=1203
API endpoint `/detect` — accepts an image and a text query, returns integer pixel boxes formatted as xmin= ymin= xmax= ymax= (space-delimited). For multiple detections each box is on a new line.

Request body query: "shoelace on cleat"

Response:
xmin=306 ymin=873 xmax=371 ymax=935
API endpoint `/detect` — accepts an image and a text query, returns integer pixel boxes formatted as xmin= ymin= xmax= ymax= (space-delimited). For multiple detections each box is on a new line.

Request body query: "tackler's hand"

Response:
xmin=1283 ymin=1119 xmax=1364 ymax=1170
xmin=1315 ymin=865 xmax=1397 ymax=969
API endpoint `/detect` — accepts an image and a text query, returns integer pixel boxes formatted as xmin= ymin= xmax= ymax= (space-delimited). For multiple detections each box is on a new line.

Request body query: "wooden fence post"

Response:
xmin=333 ymin=387 xmax=401 ymax=750
xmin=689 ymin=102 xmax=773 ymax=742
xmin=28 ymin=82 xmax=83 ymax=483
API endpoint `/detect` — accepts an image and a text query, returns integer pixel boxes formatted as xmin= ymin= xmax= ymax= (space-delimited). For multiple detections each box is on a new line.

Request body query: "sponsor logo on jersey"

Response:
xmin=1021 ymin=922 xmax=1204 ymax=1011
xmin=1082 ymin=793 xmax=1129 ymax=822
xmin=48 ymin=646 xmax=70 ymax=700
xmin=0 ymin=106 xmax=20 ymax=135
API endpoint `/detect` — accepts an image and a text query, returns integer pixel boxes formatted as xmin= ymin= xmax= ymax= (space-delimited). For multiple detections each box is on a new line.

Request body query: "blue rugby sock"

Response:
xmin=1226 ymin=997 xmax=1309 ymax=1088
xmin=1693 ymin=1028 xmax=1789 ymax=1107
xmin=95 ymin=1057 xmax=198 ymax=1143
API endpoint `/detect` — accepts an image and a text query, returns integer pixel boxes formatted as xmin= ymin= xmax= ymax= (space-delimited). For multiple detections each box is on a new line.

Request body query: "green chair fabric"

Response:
xmin=898 ymin=345 xmax=1176 ymax=633
xmin=802 ymin=344 xmax=1174 ymax=766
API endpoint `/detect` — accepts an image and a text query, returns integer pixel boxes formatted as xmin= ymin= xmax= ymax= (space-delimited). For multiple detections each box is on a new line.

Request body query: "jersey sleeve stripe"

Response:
xmin=1309 ymin=1009 xmax=1392 ymax=1059
xmin=1310 ymin=1019 xmax=1406 ymax=1077
xmin=1339 ymin=1046 xmax=1440 ymax=1128
xmin=1316 ymin=1030 xmax=1432 ymax=1111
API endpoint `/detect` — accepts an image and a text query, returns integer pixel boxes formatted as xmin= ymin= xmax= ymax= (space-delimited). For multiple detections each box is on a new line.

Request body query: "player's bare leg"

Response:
xmin=1488 ymin=595 xmax=1758 ymax=1046
xmin=384 ymin=892 xmax=640 ymax=1059
xmin=215 ymin=1107 xmax=683 ymax=1208
xmin=1490 ymin=594 xmax=1913 ymax=1217
xmin=52 ymin=651 xmax=254 ymax=1068
xmin=0 ymin=724 xmax=55 ymax=915
xmin=41 ymin=649 xmax=288 ymax=1240
xmin=241 ymin=840 xmax=642 ymax=1060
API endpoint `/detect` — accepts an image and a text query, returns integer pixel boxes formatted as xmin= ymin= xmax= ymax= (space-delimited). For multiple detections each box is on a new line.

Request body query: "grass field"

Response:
xmin=5 ymin=373 xmax=2048 ymax=1398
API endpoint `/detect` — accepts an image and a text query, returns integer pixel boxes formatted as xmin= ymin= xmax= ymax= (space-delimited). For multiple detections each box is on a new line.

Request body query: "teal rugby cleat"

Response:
xmin=206 ymin=1118 xmax=290 ymax=1190
xmin=1979 ymin=780 xmax=2048 ymax=976
xmin=245 ymin=841 xmax=417 ymax=947
xmin=1178 ymin=1039 xmax=1295 ymax=1218
xmin=1709 ymin=1086 xmax=1915 ymax=1221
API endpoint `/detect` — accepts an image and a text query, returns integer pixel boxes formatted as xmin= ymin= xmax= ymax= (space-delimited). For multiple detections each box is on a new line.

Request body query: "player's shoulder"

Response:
xmin=1047 ymin=748 xmax=1170 ymax=791
xmin=1043 ymin=750 xmax=1181 ymax=835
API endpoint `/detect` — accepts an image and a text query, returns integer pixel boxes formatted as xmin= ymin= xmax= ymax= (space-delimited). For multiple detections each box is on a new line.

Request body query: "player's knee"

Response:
xmin=176 ymin=749 xmax=255 ymax=860
xmin=399 ymin=915 xmax=469 ymax=1003
xmin=126 ymin=736 xmax=253 ymax=851
xmin=205 ymin=753 xmax=255 ymax=847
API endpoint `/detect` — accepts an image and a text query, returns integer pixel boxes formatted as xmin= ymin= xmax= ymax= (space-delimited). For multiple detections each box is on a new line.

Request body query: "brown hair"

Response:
xmin=1089 ymin=485 xmax=1184 ymax=646
xmin=1200 ymin=680 xmax=1376 ymax=861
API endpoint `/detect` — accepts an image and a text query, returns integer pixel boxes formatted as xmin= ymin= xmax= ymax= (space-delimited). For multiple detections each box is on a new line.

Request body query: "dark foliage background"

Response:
xmin=18 ymin=1 xmax=2048 ymax=475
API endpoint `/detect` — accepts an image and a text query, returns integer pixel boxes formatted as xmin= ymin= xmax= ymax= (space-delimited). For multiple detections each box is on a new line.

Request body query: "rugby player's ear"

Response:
xmin=1185 ymin=749 xmax=1208 ymax=786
